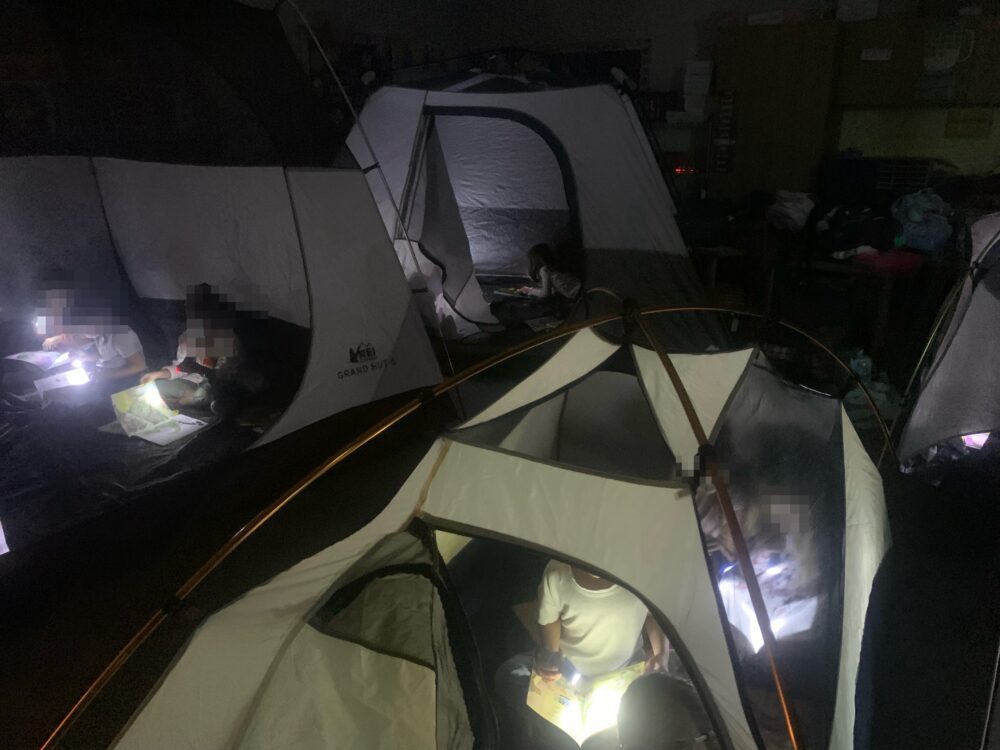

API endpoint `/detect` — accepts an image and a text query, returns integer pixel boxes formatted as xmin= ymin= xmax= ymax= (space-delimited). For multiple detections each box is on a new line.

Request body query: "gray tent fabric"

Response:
xmin=257 ymin=168 xmax=441 ymax=445
xmin=415 ymin=125 xmax=495 ymax=326
xmin=899 ymin=213 xmax=1000 ymax=459
xmin=434 ymin=114 xmax=569 ymax=277
xmin=60 ymin=326 xmax=887 ymax=750
xmin=1 ymin=155 xmax=440 ymax=447
xmin=348 ymin=79 xmax=715 ymax=339
xmin=0 ymin=157 xmax=123 ymax=322
xmin=94 ymin=159 xmax=309 ymax=327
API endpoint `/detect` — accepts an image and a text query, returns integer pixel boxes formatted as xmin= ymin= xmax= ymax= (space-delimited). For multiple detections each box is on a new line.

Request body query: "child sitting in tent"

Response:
xmin=494 ymin=561 xmax=669 ymax=748
xmin=521 ymin=244 xmax=582 ymax=301
xmin=40 ymin=276 xmax=146 ymax=386
xmin=139 ymin=284 xmax=268 ymax=420
xmin=139 ymin=284 xmax=238 ymax=412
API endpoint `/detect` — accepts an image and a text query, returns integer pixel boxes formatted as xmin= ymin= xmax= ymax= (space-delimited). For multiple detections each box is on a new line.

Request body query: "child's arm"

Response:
xmin=519 ymin=267 xmax=554 ymax=298
xmin=540 ymin=619 xmax=561 ymax=654
xmin=100 ymin=350 xmax=147 ymax=380
xmin=536 ymin=619 xmax=563 ymax=680
xmin=643 ymin=614 xmax=669 ymax=673
xmin=139 ymin=367 xmax=171 ymax=385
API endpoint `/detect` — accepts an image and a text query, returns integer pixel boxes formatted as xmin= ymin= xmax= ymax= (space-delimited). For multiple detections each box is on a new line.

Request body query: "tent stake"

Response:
xmin=628 ymin=305 xmax=803 ymax=750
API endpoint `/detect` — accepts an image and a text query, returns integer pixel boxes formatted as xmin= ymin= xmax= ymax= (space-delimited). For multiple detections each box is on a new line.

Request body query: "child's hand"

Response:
xmin=140 ymin=369 xmax=168 ymax=385
xmin=533 ymin=647 xmax=562 ymax=681
xmin=643 ymin=651 xmax=667 ymax=675
xmin=42 ymin=335 xmax=68 ymax=351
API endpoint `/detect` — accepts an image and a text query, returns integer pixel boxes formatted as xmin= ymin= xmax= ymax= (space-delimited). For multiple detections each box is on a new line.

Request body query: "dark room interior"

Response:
xmin=1 ymin=2 xmax=998 ymax=750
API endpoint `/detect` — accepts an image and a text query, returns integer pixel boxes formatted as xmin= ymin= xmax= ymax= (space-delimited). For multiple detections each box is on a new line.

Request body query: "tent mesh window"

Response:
xmin=451 ymin=348 xmax=678 ymax=483
xmin=699 ymin=356 xmax=846 ymax=750
xmin=305 ymin=533 xmax=477 ymax=750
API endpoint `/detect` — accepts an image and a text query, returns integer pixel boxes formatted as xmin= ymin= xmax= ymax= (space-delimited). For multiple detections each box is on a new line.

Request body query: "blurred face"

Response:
xmin=185 ymin=319 xmax=235 ymax=358
xmin=35 ymin=288 xmax=74 ymax=335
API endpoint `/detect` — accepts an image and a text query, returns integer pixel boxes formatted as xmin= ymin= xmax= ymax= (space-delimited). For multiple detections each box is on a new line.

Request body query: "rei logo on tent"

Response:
xmin=339 ymin=341 xmax=394 ymax=380
xmin=349 ymin=342 xmax=377 ymax=364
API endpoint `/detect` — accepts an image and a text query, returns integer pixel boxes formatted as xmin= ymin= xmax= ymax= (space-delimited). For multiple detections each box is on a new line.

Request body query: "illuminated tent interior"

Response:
xmin=899 ymin=212 xmax=1000 ymax=470
xmin=0 ymin=155 xmax=440 ymax=550
xmin=61 ymin=319 xmax=889 ymax=750
xmin=346 ymin=76 xmax=709 ymax=338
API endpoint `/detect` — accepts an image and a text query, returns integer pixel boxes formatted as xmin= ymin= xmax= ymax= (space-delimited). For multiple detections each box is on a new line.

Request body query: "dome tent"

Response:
xmin=899 ymin=212 xmax=1000 ymax=466
xmin=346 ymin=76 xmax=708 ymax=337
xmin=0 ymin=155 xmax=442 ymax=551
xmin=0 ymin=155 xmax=441 ymax=447
xmin=47 ymin=310 xmax=889 ymax=750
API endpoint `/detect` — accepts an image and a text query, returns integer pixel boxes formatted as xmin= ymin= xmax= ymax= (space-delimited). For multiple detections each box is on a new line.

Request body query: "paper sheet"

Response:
xmin=34 ymin=368 xmax=91 ymax=395
xmin=110 ymin=384 xmax=207 ymax=445
xmin=137 ymin=415 xmax=208 ymax=446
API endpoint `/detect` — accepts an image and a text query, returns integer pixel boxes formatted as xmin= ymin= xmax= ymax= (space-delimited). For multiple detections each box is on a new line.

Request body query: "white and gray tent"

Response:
xmin=899 ymin=212 xmax=1000 ymax=463
xmin=346 ymin=77 xmax=708 ymax=336
xmin=0 ymin=155 xmax=441 ymax=446
xmin=59 ymin=314 xmax=889 ymax=750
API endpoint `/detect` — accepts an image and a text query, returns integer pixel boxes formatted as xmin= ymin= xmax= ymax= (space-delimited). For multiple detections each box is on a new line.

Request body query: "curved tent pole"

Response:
xmin=279 ymin=0 xmax=458 ymax=376
xmin=40 ymin=305 xmax=893 ymax=750
xmin=627 ymin=304 xmax=803 ymax=750
xmin=37 ymin=310 xmax=616 ymax=750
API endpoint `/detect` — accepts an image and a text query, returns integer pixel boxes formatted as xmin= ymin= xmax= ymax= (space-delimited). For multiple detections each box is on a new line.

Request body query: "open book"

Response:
xmin=5 ymin=350 xmax=70 ymax=371
xmin=526 ymin=661 xmax=644 ymax=747
xmin=110 ymin=383 xmax=207 ymax=446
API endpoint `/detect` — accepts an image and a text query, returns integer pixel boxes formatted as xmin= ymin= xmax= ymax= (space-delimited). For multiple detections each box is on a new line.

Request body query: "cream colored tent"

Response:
xmin=61 ymin=317 xmax=888 ymax=750
xmin=347 ymin=78 xmax=710 ymax=338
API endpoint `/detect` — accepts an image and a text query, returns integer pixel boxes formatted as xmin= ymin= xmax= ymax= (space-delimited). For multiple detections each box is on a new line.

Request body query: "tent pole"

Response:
xmin=627 ymin=305 xmax=804 ymax=750
xmin=36 ymin=311 xmax=618 ymax=750
xmin=281 ymin=0 xmax=458 ymax=377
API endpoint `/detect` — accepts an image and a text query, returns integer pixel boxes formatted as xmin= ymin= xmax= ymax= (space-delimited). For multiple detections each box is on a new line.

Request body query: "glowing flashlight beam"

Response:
xmin=65 ymin=368 xmax=90 ymax=386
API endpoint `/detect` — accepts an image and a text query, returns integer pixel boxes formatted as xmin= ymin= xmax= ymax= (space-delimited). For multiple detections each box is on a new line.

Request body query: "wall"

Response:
xmin=839 ymin=107 xmax=1000 ymax=174
xmin=280 ymin=0 xmax=833 ymax=90
xmin=462 ymin=0 xmax=834 ymax=89
xmin=276 ymin=0 xmax=474 ymax=69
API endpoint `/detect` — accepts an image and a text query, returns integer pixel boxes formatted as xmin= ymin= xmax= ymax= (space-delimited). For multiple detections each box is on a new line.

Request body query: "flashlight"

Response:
xmin=559 ymin=655 xmax=582 ymax=687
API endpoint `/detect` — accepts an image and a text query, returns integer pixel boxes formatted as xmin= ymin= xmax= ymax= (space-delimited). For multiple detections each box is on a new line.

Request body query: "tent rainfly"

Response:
xmin=346 ymin=77 xmax=709 ymax=336
xmin=899 ymin=212 xmax=1000 ymax=462
xmin=0 ymin=155 xmax=441 ymax=446
xmin=70 ymin=316 xmax=889 ymax=750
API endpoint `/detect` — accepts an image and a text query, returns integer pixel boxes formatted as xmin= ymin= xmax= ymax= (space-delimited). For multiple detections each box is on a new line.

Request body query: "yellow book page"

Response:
xmin=111 ymin=383 xmax=177 ymax=436
xmin=526 ymin=661 xmax=645 ymax=747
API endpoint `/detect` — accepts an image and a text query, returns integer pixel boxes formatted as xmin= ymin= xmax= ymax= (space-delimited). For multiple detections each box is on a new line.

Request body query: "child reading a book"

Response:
xmin=42 ymin=320 xmax=146 ymax=386
xmin=535 ymin=562 xmax=668 ymax=680
xmin=521 ymin=244 xmax=582 ymax=301
xmin=495 ymin=561 xmax=669 ymax=749
xmin=139 ymin=285 xmax=238 ymax=411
